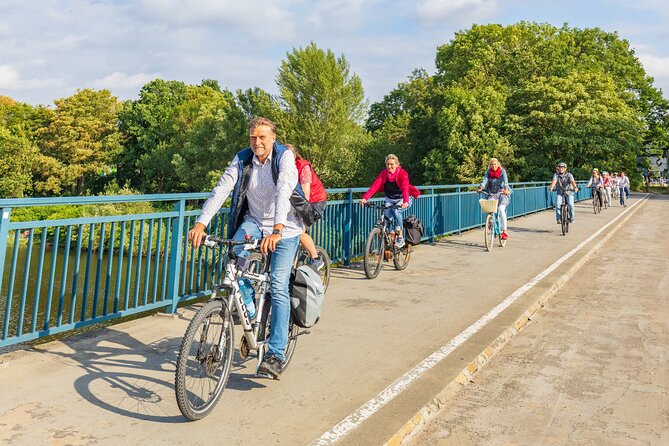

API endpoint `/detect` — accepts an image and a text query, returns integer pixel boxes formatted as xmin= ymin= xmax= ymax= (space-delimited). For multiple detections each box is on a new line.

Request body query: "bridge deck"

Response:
xmin=0 ymin=194 xmax=663 ymax=446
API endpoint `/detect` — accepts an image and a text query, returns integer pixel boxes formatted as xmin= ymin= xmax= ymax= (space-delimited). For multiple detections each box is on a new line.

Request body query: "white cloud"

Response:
xmin=0 ymin=65 xmax=61 ymax=90
xmin=0 ymin=65 xmax=21 ymax=89
xmin=632 ymin=43 xmax=669 ymax=93
xmin=90 ymin=72 xmax=160 ymax=91
xmin=138 ymin=0 xmax=296 ymax=41
xmin=416 ymin=0 xmax=498 ymax=25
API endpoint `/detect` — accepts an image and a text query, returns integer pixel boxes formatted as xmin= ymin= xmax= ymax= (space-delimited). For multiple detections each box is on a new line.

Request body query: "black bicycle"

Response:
xmin=559 ymin=191 xmax=573 ymax=236
xmin=362 ymin=202 xmax=411 ymax=279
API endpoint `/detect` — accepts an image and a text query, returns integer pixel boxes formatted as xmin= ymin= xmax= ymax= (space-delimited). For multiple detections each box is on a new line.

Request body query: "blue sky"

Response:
xmin=1 ymin=0 xmax=668 ymax=107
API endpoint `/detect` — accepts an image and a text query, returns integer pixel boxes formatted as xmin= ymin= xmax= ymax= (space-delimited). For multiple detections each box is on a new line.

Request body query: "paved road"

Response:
xmin=0 ymin=194 xmax=661 ymax=446
xmin=411 ymin=194 xmax=668 ymax=446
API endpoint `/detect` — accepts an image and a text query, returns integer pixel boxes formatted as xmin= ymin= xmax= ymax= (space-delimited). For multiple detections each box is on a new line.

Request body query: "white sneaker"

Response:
xmin=395 ymin=236 xmax=405 ymax=248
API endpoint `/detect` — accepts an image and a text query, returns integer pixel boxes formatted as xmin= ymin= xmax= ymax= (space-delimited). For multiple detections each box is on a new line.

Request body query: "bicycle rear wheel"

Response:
xmin=392 ymin=244 xmax=411 ymax=270
xmin=295 ymin=245 xmax=331 ymax=292
xmin=364 ymin=227 xmax=384 ymax=279
xmin=257 ymin=295 xmax=299 ymax=371
xmin=484 ymin=214 xmax=494 ymax=252
xmin=175 ymin=300 xmax=234 ymax=420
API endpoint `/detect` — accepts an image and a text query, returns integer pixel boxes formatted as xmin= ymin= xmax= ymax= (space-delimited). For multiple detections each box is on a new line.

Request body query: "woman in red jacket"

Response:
xmin=286 ymin=144 xmax=327 ymax=270
xmin=359 ymin=154 xmax=420 ymax=248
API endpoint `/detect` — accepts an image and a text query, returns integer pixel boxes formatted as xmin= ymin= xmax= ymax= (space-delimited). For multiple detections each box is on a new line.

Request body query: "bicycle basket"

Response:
xmin=478 ymin=199 xmax=499 ymax=214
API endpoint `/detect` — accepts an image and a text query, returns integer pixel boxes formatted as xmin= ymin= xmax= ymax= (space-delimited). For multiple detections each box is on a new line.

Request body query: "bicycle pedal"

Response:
xmin=256 ymin=371 xmax=279 ymax=380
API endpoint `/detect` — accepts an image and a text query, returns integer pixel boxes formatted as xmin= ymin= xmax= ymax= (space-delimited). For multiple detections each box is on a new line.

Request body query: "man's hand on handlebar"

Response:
xmin=188 ymin=222 xmax=207 ymax=249
xmin=260 ymin=233 xmax=281 ymax=255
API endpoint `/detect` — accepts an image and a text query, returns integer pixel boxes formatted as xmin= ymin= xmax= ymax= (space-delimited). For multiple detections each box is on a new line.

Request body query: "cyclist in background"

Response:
xmin=285 ymin=144 xmax=326 ymax=271
xmin=476 ymin=157 xmax=512 ymax=241
xmin=611 ymin=172 xmax=620 ymax=200
xmin=586 ymin=169 xmax=605 ymax=209
xmin=618 ymin=172 xmax=631 ymax=206
xmin=602 ymin=171 xmax=612 ymax=207
xmin=359 ymin=154 xmax=420 ymax=248
xmin=549 ymin=162 xmax=579 ymax=224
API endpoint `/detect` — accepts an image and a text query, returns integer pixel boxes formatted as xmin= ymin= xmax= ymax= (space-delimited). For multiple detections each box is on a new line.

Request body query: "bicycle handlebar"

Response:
xmin=361 ymin=202 xmax=403 ymax=210
xmin=202 ymin=235 xmax=261 ymax=250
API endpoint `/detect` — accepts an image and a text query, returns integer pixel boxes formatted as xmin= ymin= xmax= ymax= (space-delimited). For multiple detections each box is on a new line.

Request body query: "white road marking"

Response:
xmin=314 ymin=196 xmax=647 ymax=445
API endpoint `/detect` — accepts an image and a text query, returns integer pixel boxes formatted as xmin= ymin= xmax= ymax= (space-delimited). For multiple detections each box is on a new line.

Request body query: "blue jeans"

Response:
xmin=232 ymin=220 xmax=300 ymax=362
xmin=384 ymin=197 xmax=413 ymax=233
xmin=555 ymin=193 xmax=575 ymax=222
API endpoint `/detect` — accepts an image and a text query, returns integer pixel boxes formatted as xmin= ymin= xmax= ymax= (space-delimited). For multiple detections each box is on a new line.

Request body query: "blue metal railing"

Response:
xmin=0 ymin=182 xmax=589 ymax=348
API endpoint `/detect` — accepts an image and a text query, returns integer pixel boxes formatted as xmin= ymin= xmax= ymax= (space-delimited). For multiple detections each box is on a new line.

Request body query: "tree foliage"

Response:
xmin=277 ymin=42 xmax=368 ymax=186
xmin=36 ymin=89 xmax=122 ymax=195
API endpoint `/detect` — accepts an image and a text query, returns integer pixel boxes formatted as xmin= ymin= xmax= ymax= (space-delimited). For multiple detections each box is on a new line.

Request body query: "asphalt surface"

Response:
xmin=0 ymin=193 xmax=664 ymax=446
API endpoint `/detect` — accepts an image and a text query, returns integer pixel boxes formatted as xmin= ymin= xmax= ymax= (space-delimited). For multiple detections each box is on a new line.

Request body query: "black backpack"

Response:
xmin=403 ymin=215 xmax=424 ymax=245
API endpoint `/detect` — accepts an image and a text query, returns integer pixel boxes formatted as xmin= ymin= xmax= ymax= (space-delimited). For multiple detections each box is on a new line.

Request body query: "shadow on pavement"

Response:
xmin=33 ymin=326 xmax=266 ymax=423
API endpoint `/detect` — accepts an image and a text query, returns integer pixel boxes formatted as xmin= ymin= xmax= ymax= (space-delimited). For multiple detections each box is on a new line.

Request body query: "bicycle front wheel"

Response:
xmin=393 ymin=244 xmax=412 ymax=270
xmin=561 ymin=209 xmax=568 ymax=236
xmin=364 ymin=227 xmax=385 ymax=279
xmin=175 ymin=300 xmax=234 ymax=421
xmin=484 ymin=214 xmax=494 ymax=252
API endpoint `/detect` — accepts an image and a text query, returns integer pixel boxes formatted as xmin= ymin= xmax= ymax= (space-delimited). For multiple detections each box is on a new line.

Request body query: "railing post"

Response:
xmin=343 ymin=189 xmax=353 ymax=266
xmin=165 ymin=200 xmax=185 ymax=314
xmin=429 ymin=188 xmax=435 ymax=243
xmin=0 ymin=208 xmax=11 ymax=331
xmin=457 ymin=187 xmax=462 ymax=234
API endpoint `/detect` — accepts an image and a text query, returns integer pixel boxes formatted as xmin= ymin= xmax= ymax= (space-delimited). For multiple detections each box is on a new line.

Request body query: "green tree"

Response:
xmin=277 ymin=42 xmax=368 ymax=187
xmin=36 ymin=89 xmax=122 ymax=195
xmin=0 ymin=127 xmax=38 ymax=197
xmin=506 ymin=71 xmax=644 ymax=180
xmin=118 ymin=79 xmax=247 ymax=193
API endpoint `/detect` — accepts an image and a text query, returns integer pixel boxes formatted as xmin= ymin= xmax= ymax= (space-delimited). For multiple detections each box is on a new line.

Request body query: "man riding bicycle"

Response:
xmin=549 ymin=162 xmax=579 ymax=224
xmin=188 ymin=117 xmax=302 ymax=379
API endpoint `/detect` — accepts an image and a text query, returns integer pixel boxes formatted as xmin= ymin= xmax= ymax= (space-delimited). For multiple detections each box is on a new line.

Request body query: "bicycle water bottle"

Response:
xmin=238 ymin=278 xmax=256 ymax=319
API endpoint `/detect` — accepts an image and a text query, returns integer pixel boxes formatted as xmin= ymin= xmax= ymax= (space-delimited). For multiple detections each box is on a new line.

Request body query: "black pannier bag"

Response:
xmin=403 ymin=214 xmax=424 ymax=245
xmin=290 ymin=265 xmax=326 ymax=328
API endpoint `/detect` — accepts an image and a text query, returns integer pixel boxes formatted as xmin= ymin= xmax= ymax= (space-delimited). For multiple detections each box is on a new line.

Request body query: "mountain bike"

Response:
xmin=362 ymin=202 xmax=411 ymax=279
xmin=558 ymin=191 xmax=573 ymax=236
xmin=479 ymin=196 xmax=507 ymax=251
xmin=174 ymin=235 xmax=306 ymax=421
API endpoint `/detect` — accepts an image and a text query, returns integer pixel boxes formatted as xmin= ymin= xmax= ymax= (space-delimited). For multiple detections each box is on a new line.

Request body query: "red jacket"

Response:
xmin=296 ymin=159 xmax=327 ymax=203
xmin=362 ymin=166 xmax=420 ymax=202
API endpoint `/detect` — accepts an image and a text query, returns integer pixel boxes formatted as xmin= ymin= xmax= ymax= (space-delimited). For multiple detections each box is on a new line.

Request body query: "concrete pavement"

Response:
xmin=409 ymin=194 xmax=668 ymax=445
xmin=0 ymin=194 xmax=662 ymax=446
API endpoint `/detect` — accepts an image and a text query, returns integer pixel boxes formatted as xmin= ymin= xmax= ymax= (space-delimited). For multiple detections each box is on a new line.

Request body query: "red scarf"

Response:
xmin=488 ymin=166 xmax=502 ymax=179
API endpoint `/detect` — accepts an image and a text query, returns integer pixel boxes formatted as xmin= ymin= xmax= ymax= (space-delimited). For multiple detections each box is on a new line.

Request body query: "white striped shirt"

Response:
xmin=196 ymin=148 xmax=302 ymax=238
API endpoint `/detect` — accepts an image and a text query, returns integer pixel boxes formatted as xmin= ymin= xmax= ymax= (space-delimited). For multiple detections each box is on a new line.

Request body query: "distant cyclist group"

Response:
xmin=178 ymin=116 xmax=634 ymax=419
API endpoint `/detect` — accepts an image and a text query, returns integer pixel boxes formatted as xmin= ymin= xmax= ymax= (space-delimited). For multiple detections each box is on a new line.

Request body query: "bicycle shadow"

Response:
xmin=33 ymin=324 xmax=265 ymax=423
